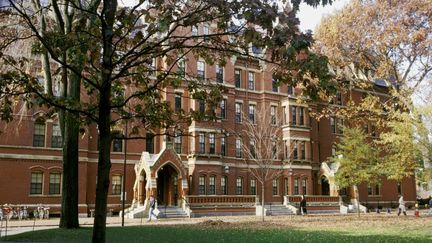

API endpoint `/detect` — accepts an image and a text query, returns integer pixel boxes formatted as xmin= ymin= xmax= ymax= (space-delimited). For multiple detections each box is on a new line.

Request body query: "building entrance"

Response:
xmin=157 ymin=163 xmax=179 ymax=206
xmin=321 ymin=177 xmax=330 ymax=195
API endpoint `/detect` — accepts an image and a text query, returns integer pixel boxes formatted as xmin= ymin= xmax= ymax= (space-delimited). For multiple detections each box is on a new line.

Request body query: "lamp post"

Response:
xmin=121 ymin=117 xmax=129 ymax=227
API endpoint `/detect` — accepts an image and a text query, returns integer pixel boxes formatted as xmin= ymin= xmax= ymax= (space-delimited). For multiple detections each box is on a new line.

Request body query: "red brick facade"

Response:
xmin=0 ymin=56 xmax=416 ymax=216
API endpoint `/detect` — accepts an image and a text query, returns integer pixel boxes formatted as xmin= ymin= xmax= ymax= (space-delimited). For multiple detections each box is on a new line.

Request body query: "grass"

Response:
xmin=2 ymin=215 xmax=432 ymax=243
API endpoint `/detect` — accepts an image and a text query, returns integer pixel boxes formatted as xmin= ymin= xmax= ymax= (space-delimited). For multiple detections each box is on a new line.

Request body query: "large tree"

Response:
xmin=330 ymin=126 xmax=379 ymax=216
xmin=314 ymin=0 xmax=432 ymax=185
xmin=1 ymin=0 xmax=335 ymax=242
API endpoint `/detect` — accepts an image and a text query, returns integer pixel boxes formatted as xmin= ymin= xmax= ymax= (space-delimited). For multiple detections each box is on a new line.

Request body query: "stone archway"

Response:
xmin=156 ymin=163 xmax=180 ymax=206
xmin=321 ymin=176 xmax=330 ymax=195
xmin=320 ymin=162 xmax=340 ymax=197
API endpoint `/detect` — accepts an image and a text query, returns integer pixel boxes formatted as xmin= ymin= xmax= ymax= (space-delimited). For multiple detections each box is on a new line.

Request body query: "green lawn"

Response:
xmin=2 ymin=215 xmax=432 ymax=243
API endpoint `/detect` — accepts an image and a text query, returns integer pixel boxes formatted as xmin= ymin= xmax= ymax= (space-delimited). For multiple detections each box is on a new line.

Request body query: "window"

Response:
xmin=299 ymin=107 xmax=305 ymax=126
xmin=248 ymin=72 xmax=255 ymax=90
xmin=197 ymin=61 xmax=205 ymax=80
xmin=174 ymin=133 xmax=182 ymax=153
xmin=112 ymin=175 xmax=122 ymax=195
xmin=235 ymin=103 xmax=242 ymax=123
xmin=177 ymin=58 xmax=185 ymax=78
xmin=250 ymin=178 xmax=256 ymax=195
xmin=220 ymin=99 xmax=227 ymax=119
xmin=175 ymin=93 xmax=182 ymax=112
xmin=336 ymin=92 xmax=342 ymax=105
xmin=370 ymin=125 xmax=376 ymax=137
xmin=330 ymin=117 xmax=336 ymax=133
xmin=293 ymin=141 xmax=298 ymax=159
xmin=221 ymin=135 xmax=226 ymax=156
xmin=209 ymin=133 xmax=215 ymax=154
xmin=199 ymin=176 xmax=206 ymax=195
xmin=30 ymin=172 xmax=43 ymax=195
xmin=302 ymin=178 xmax=307 ymax=195
xmin=199 ymin=99 xmax=205 ymax=113
xmin=368 ymin=184 xmax=373 ymax=195
xmin=112 ymin=132 xmax=123 ymax=152
xmin=272 ymin=179 xmax=278 ymax=195
xmin=216 ymin=65 xmax=223 ymax=83
xmin=146 ymin=133 xmax=155 ymax=153
xmin=236 ymin=177 xmax=243 ymax=195
xmin=288 ymin=85 xmax=294 ymax=95
xmin=294 ymin=178 xmax=299 ymax=195
xmin=203 ymin=24 xmax=209 ymax=41
xmin=338 ymin=118 xmax=344 ymax=134
xmin=284 ymin=178 xmax=289 ymax=195
xmin=191 ymin=25 xmax=198 ymax=35
xmin=283 ymin=106 xmax=287 ymax=124
xmin=272 ymin=78 xmax=278 ymax=92
xmin=250 ymin=140 xmax=256 ymax=159
xmin=199 ymin=133 xmax=205 ymax=154
xmin=235 ymin=69 xmax=241 ymax=88
xmin=51 ymin=123 xmax=62 ymax=148
xmin=270 ymin=106 xmax=277 ymax=125
xmin=150 ymin=58 xmax=156 ymax=76
xmin=209 ymin=176 xmax=216 ymax=195
xmin=49 ymin=173 xmax=61 ymax=195
xmin=331 ymin=145 xmax=337 ymax=157
xmin=397 ymin=183 xmax=402 ymax=195
xmin=300 ymin=142 xmax=305 ymax=160
xmin=221 ymin=176 xmax=227 ymax=195
xmin=272 ymin=140 xmax=277 ymax=159
xmin=33 ymin=120 xmax=45 ymax=147
xmin=375 ymin=184 xmax=381 ymax=195
xmin=291 ymin=106 xmax=297 ymax=126
xmin=235 ymin=138 xmax=242 ymax=158
xmin=248 ymin=104 xmax=256 ymax=123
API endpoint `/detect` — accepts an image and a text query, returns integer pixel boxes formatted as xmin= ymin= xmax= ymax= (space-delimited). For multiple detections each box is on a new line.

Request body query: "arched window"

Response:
xmin=221 ymin=176 xmax=228 ymax=195
xmin=33 ymin=119 xmax=46 ymax=147
xmin=302 ymin=178 xmax=307 ymax=195
xmin=49 ymin=172 xmax=61 ymax=195
xmin=30 ymin=171 xmax=43 ymax=194
xmin=236 ymin=177 xmax=243 ymax=195
xmin=112 ymin=131 xmax=124 ymax=152
xmin=51 ymin=123 xmax=62 ymax=148
xmin=112 ymin=174 xmax=122 ymax=195
xmin=199 ymin=175 xmax=206 ymax=195
xmin=284 ymin=178 xmax=289 ymax=195
xmin=250 ymin=178 xmax=256 ymax=195
xmin=208 ymin=175 xmax=216 ymax=195
xmin=272 ymin=179 xmax=278 ymax=195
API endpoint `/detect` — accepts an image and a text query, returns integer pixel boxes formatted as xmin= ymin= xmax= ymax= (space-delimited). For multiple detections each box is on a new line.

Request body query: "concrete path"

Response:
xmin=0 ymin=215 xmax=245 ymax=238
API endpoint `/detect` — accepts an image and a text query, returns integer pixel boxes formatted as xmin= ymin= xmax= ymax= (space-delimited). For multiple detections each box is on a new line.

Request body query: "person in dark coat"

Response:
xmin=147 ymin=195 xmax=157 ymax=221
xmin=300 ymin=195 xmax=307 ymax=215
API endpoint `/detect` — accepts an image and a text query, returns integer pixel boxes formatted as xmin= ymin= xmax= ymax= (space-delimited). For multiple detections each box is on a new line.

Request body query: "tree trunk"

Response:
xmin=261 ymin=183 xmax=265 ymax=222
xmin=354 ymin=185 xmax=360 ymax=218
xmin=59 ymin=67 xmax=81 ymax=228
xmin=92 ymin=1 xmax=117 ymax=241
xmin=59 ymin=111 xmax=79 ymax=228
xmin=92 ymin=88 xmax=111 ymax=243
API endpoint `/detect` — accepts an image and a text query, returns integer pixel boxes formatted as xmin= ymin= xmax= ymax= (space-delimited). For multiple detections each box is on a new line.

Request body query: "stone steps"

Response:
xmin=265 ymin=205 xmax=295 ymax=216
xmin=157 ymin=206 xmax=188 ymax=218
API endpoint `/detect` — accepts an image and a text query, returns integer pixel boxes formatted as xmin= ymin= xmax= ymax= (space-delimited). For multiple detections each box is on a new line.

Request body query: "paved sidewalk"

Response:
xmin=0 ymin=215 xmax=238 ymax=238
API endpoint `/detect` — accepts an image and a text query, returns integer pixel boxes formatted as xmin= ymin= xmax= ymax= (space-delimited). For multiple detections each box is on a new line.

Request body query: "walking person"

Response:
xmin=300 ymin=195 xmax=307 ymax=215
xmin=147 ymin=195 xmax=157 ymax=222
xmin=397 ymin=195 xmax=407 ymax=216
xmin=428 ymin=197 xmax=432 ymax=215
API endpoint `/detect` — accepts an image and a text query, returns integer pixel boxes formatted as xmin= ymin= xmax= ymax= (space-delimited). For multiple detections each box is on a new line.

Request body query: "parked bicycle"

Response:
xmin=34 ymin=206 xmax=50 ymax=219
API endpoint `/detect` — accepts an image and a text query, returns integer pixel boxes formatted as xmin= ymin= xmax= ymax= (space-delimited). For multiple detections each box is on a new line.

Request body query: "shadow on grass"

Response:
xmin=1 ymin=225 xmax=431 ymax=243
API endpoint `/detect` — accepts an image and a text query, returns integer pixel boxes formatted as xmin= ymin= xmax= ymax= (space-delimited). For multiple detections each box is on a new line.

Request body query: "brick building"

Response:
xmin=0 ymin=50 xmax=416 ymax=217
